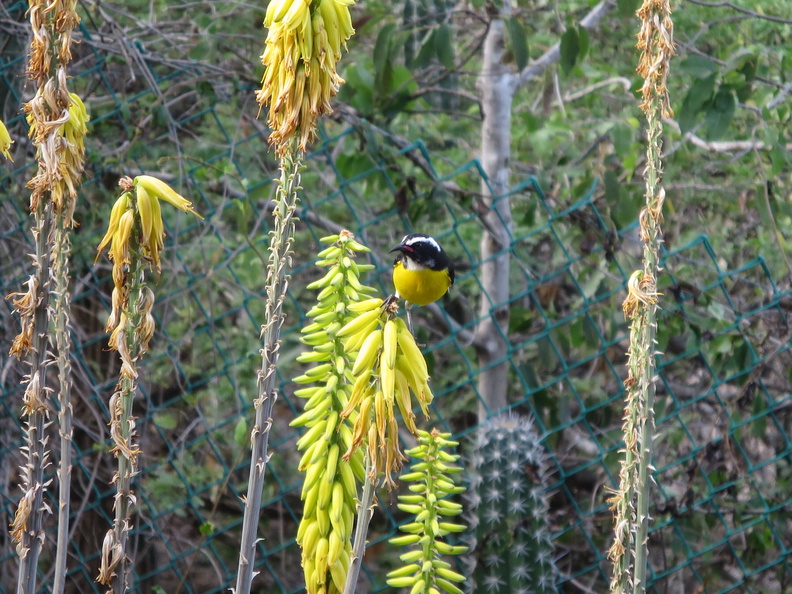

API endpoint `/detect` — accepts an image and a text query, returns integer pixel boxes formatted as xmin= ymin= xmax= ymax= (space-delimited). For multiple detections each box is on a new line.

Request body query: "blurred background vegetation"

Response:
xmin=1 ymin=0 xmax=791 ymax=592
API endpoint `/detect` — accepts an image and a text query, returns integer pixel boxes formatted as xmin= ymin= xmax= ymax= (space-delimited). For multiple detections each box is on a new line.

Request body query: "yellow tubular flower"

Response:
xmin=134 ymin=175 xmax=202 ymax=218
xmin=0 ymin=119 xmax=13 ymax=161
xmin=62 ymin=93 xmax=89 ymax=147
xmin=111 ymin=210 xmax=135 ymax=269
xmin=149 ymin=191 xmax=164 ymax=267
xmin=258 ymin=0 xmax=355 ymax=152
xmin=97 ymin=175 xmax=202 ymax=347
xmin=137 ymin=184 xmax=154 ymax=249
xmin=96 ymin=193 xmax=131 ymax=261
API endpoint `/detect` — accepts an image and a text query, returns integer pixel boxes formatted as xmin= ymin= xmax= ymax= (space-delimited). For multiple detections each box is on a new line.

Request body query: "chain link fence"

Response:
xmin=1 ymin=4 xmax=791 ymax=593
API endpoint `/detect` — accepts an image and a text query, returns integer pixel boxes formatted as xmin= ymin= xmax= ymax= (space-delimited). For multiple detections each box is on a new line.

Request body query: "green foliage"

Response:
xmin=506 ymin=18 xmax=529 ymax=71
xmin=560 ymin=25 xmax=588 ymax=75
xmin=617 ymin=0 xmax=640 ymax=17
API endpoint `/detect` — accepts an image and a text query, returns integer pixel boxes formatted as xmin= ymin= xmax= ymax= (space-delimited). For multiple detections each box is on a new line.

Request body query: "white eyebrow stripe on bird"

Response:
xmin=404 ymin=235 xmax=441 ymax=251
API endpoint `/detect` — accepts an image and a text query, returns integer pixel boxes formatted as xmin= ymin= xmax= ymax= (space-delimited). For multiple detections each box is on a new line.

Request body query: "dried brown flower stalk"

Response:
xmin=608 ymin=1 xmax=674 ymax=593
xmin=8 ymin=0 xmax=84 ymax=592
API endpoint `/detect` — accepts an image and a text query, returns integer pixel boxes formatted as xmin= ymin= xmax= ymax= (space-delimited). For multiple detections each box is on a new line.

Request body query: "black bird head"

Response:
xmin=390 ymin=233 xmax=455 ymax=283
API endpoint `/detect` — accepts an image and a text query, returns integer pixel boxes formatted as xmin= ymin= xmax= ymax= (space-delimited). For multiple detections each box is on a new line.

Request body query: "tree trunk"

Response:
xmin=475 ymin=6 xmax=515 ymax=422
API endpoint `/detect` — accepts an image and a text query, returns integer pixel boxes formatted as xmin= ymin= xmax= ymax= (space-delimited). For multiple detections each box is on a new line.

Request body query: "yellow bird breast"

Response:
xmin=392 ymin=261 xmax=452 ymax=306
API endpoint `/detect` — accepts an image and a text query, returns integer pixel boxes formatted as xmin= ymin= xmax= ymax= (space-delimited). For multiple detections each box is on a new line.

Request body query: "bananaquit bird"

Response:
xmin=389 ymin=233 xmax=455 ymax=332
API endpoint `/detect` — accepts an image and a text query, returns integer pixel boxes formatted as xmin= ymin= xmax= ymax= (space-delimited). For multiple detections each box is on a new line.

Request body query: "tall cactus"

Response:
xmin=467 ymin=415 xmax=557 ymax=594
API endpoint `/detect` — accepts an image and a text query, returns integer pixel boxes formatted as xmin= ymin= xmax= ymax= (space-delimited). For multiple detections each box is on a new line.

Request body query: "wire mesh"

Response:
xmin=1 ymin=5 xmax=791 ymax=594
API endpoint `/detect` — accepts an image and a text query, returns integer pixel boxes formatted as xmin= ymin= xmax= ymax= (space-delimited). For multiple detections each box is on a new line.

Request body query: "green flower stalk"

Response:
xmin=234 ymin=148 xmax=301 ymax=594
xmin=235 ymin=1 xmax=357 ymax=590
xmin=51 ymin=89 xmax=88 ymax=594
xmin=290 ymin=231 xmax=375 ymax=594
xmin=468 ymin=415 xmax=557 ymax=594
xmin=608 ymin=2 xmax=673 ymax=593
xmin=96 ymin=176 xmax=202 ymax=592
xmin=8 ymin=207 xmax=53 ymax=594
xmin=386 ymin=429 xmax=468 ymax=594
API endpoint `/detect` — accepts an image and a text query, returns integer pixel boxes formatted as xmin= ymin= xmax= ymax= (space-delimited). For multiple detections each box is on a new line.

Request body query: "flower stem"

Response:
xmin=344 ymin=454 xmax=376 ymax=594
xmin=234 ymin=146 xmax=301 ymax=594
xmin=609 ymin=1 xmax=673 ymax=592
xmin=109 ymin=255 xmax=146 ymax=593
xmin=12 ymin=200 xmax=53 ymax=594
xmin=52 ymin=211 xmax=74 ymax=594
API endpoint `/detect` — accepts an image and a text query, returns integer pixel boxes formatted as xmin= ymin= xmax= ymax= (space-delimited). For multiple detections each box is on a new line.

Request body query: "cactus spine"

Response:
xmin=467 ymin=415 xmax=557 ymax=594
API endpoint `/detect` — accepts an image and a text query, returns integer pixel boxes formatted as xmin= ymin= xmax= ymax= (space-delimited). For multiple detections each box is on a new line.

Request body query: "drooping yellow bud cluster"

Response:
xmin=338 ymin=299 xmax=434 ymax=487
xmin=96 ymin=175 xmax=202 ymax=377
xmin=257 ymin=0 xmax=355 ymax=152
xmin=56 ymin=93 xmax=89 ymax=223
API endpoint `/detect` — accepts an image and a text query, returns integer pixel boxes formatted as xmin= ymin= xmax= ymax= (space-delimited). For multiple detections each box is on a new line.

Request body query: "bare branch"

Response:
xmin=687 ymin=0 xmax=792 ymax=24
xmin=664 ymin=118 xmax=792 ymax=153
xmin=564 ymin=77 xmax=633 ymax=102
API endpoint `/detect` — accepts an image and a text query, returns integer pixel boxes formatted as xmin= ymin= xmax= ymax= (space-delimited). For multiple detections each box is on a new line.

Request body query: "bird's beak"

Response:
xmin=390 ymin=242 xmax=411 ymax=254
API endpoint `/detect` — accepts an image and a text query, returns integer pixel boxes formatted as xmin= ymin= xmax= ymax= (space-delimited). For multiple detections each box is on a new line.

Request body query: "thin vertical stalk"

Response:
xmin=632 ymin=2 xmax=673 ymax=591
xmin=51 ymin=213 xmax=74 ymax=594
xmin=11 ymin=201 xmax=53 ymax=594
xmin=104 ymin=255 xmax=146 ymax=593
xmin=344 ymin=454 xmax=376 ymax=594
xmin=14 ymin=0 xmax=83 ymax=589
xmin=10 ymin=1 xmax=62 ymax=590
xmin=609 ymin=2 xmax=673 ymax=593
xmin=234 ymin=147 xmax=301 ymax=594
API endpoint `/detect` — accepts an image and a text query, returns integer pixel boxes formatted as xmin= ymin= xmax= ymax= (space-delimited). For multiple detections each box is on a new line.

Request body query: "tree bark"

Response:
xmin=475 ymin=6 xmax=514 ymax=422
xmin=474 ymin=0 xmax=615 ymax=422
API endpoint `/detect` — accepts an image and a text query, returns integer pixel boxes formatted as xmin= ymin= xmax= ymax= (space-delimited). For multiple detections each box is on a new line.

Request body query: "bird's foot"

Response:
xmin=405 ymin=309 xmax=426 ymax=347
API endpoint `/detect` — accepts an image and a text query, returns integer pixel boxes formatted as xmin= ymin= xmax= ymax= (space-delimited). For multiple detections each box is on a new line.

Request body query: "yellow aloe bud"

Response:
xmin=281 ymin=0 xmax=309 ymax=31
xmin=136 ymin=184 xmax=154 ymax=247
xmin=317 ymin=0 xmax=339 ymax=56
xmin=111 ymin=210 xmax=135 ymax=267
xmin=62 ymin=93 xmax=89 ymax=147
xmin=331 ymin=0 xmax=355 ymax=48
xmin=134 ymin=175 xmax=203 ymax=218
xmin=0 ymin=119 xmax=13 ymax=161
xmin=149 ymin=189 xmax=165 ymax=271
xmin=265 ymin=0 xmax=292 ymax=26
xmin=96 ymin=193 xmax=131 ymax=261
xmin=69 ymin=94 xmax=89 ymax=126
